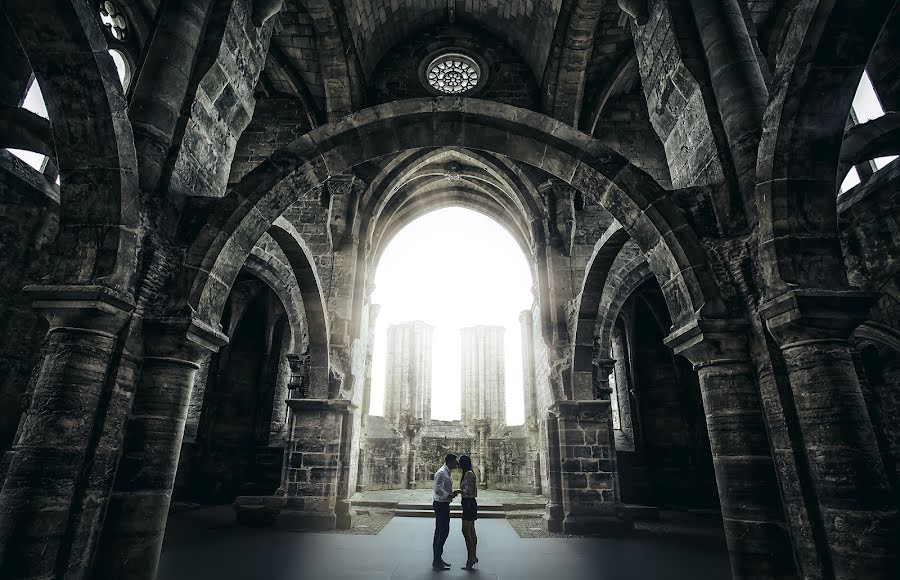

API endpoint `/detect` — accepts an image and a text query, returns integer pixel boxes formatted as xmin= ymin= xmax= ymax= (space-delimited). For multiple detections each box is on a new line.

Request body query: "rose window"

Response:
xmin=426 ymin=54 xmax=481 ymax=94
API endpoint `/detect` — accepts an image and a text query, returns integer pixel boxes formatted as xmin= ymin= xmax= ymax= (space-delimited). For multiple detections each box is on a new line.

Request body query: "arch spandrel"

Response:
xmin=184 ymin=98 xmax=725 ymax=366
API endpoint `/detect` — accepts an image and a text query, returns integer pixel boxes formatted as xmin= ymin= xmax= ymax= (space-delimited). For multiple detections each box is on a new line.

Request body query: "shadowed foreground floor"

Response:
xmin=158 ymin=507 xmax=732 ymax=580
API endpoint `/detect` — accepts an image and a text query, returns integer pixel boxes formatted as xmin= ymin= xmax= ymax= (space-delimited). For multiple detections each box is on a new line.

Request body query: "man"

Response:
xmin=432 ymin=453 xmax=460 ymax=570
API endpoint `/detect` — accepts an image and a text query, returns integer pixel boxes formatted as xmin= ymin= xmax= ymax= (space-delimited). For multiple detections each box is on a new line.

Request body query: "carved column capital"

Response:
xmin=26 ymin=283 xmax=134 ymax=335
xmin=142 ymin=315 xmax=229 ymax=363
xmin=664 ymin=317 xmax=750 ymax=369
xmin=761 ymin=289 xmax=879 ymax=347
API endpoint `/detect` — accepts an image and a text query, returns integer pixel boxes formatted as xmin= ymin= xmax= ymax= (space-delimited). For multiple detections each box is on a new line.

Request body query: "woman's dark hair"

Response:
xmin=459 ymin=454 xmax=473 ymax=473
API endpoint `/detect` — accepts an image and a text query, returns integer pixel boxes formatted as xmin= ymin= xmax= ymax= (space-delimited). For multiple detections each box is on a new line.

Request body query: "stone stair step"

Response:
xmin=395 ymin=502 xmax=504 ymax=512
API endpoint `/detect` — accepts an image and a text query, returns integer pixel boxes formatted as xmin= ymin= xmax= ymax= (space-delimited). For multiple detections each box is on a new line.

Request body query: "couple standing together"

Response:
xmin=432 ymin=453 xmax=479 ymax=570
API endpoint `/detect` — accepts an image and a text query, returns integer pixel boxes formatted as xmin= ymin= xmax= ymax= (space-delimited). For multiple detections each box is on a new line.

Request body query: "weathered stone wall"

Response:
xmin=595 ymin=91 xmax=672 ymax=189
xmin=369 ymin=24 xmax=539 ymax=111
xmin=0 ymin=154 xmax=57 ymax=462
xmin=486 ymin=432 xmax=532 ymax=492
xmin=363 ymin=437 xmax=405 ymax=489
xmin=460 ymin=325 xmax=506 ymax=427
xmin=631 ymin=0 xmax=724 ymax=189
xmin=228 ymin=95 xmax=315 ymax=184
xmin=839 ymin=160 xmax=900 ymax=292
xmin=383 ymin=321 xmax=434 ymax=426
xmin=170 ymin=0 xmax=274 ymax=198
xmin=415 ymin=428 xmax=476 ymax=486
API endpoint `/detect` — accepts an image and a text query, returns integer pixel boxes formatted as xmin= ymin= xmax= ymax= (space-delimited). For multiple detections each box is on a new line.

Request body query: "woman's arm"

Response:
xmin=462 ymin=471 xmax=476 ymax=496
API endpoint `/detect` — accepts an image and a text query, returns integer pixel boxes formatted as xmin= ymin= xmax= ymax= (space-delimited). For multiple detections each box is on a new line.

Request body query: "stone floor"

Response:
xmin=158 ymin=506 xmax=732 ymax=580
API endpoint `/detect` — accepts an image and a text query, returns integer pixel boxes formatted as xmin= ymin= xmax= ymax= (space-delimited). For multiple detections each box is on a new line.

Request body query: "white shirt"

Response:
xmin=433 ymin=464 xmax=453 ymax=502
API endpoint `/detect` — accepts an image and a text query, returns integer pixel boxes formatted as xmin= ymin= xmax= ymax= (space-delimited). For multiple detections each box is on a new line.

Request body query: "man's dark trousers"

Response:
xmin=432 ymin=501 xmax=451 ymax=561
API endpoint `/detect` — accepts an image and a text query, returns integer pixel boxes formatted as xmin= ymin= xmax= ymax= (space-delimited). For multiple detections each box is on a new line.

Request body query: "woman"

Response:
xmin=457 ymin=454 xmax=479 ymax=570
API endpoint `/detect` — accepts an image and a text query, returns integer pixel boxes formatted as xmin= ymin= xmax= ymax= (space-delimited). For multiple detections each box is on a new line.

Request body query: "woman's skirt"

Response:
xmin=461 ymin=497 xmax=478 ymax=521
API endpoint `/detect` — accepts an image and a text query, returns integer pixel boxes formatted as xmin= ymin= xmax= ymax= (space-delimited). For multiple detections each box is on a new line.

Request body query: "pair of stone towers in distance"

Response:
xmin=382 ymin=321 xmax=506 ymax=429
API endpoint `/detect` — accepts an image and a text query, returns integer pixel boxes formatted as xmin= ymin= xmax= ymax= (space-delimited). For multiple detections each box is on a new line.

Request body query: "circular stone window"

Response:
xmin=425 ymin=53 xmax=482 ymax=95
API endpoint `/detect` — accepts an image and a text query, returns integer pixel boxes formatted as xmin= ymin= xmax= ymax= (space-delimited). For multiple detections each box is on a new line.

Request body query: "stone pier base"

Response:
xmin=555 ymin=400 xmax=632 ymax=536
xmin=279 ymin=398 xmax=354 ymax=531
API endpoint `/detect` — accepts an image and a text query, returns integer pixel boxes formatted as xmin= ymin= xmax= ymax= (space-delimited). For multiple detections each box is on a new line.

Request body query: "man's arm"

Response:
xmin=433 ymin=470 xmax=452 ymax=501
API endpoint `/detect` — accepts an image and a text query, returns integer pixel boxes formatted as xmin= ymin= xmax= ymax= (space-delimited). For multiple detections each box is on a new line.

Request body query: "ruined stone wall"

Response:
xmin=369 ymin=24 xmax=539 ymax=111
xmin=0 ymin=154 xmax=57 ymax=462
xmin=486 ymin=434 xmax=532 ymax=492
xmin=460 ymin=325 xmax=506 ymax=427
xmin=415 ymin=431 xmax=476 ymax=487
xmin=362 ymin=437 xmax=405 ymax=490
xmin=383 ymin=321 xmax=434 ymax=426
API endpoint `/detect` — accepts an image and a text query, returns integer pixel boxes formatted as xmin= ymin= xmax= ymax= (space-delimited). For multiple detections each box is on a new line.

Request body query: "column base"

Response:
xmin=335 ymin=499 xmax=355 ymax=530
xmin=544 ymin=502 xmax=564 ymax=533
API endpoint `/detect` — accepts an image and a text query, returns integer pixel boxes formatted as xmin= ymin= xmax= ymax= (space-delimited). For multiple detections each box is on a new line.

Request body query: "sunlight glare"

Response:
xmin=369 ymin=208 xmax=534 ymax=425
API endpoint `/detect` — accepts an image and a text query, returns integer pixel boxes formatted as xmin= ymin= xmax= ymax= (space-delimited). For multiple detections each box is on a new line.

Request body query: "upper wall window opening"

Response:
xmin=100 ymin=1 xmax=127 ymax=40
xmin=109 ymin=48 xmax=131 ymax=89
xmin=7 ymin=77 xmax=49 ymax=172
xmin=840 ymin=69 xmax=899 ymax=193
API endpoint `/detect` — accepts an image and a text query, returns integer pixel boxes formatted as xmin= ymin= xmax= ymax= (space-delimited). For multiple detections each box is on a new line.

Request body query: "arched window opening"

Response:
xmin=7 ymin=76 xmax=49 ymax=173
xmin=840 ymin=69 xmax=898 ymax=193
xmin=108 ymin=48 xmax=131 ymax=89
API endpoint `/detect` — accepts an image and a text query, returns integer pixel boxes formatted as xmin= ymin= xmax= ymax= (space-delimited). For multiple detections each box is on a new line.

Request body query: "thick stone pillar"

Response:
xmin=666 ymin=319 xmax=798 ymax=579
xmin=279 ymin=398 xmax=354 ymax=531
xmin=763 ymin=291 xmax=900 ymax=578
xmin=552 ymin=400 xmax=630 ymax=535
xmin=91 ymin=317 xmax=226 ymax=580
xmin=0 ymin=285 xmax=132 ymax=580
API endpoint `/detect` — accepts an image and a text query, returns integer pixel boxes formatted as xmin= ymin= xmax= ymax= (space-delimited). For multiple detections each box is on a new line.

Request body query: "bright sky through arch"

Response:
xmin=369 ymin=207 xmax=534 ymax=425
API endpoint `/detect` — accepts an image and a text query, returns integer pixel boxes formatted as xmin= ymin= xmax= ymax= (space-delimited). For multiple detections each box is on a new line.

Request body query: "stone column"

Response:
xmin=334 ymin=408 xmax=355 ymax=529
xmin=543 ymin=414 xmax=565 ymax=532
xmin=763 ymin=290 xmax=900 ymax=578
xmin=688 ymin=0 xmax=768 ymax=213
xmin=279 ymin=398 xmax=354 ymax=531
xmin=0 ymin=285 xmax=132 ymax=580
xmin=91 ymin=317 xmax=227 ymax=580
xmin=461 ymin=326 xmax=506 ymax=428
xmin=666 ymin=318 xmax=798 ymax=579
xmin=552 ymin=400 xmax=630 ymax=535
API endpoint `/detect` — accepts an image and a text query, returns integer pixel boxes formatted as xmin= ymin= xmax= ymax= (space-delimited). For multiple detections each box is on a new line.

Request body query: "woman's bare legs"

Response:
xmin=461 ymin=521 xmax=475 ymax=566
xmin=472 ymin=523 xmax=477 ymax=563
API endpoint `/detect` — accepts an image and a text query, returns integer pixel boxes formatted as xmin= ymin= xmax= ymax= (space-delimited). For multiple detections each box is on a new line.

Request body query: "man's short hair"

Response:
xmin=444 ymin=453 xmax=457 ymax=465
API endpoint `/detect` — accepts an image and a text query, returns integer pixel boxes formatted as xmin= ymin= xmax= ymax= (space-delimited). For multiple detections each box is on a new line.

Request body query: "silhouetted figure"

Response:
xmin=432 ymin=453 xmax=459 ymax=569
xmin=459 ymin=454 xmax=479 ymax=570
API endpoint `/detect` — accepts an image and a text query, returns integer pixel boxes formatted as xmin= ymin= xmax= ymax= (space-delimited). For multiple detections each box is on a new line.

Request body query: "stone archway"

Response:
xmin=184 ymin=98 xmax=725 ymax=355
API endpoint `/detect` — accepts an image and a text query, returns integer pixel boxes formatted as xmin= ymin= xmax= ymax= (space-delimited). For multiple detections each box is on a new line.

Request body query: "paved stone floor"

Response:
xmin=158 ymin=507 xmax=732 ymax=580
